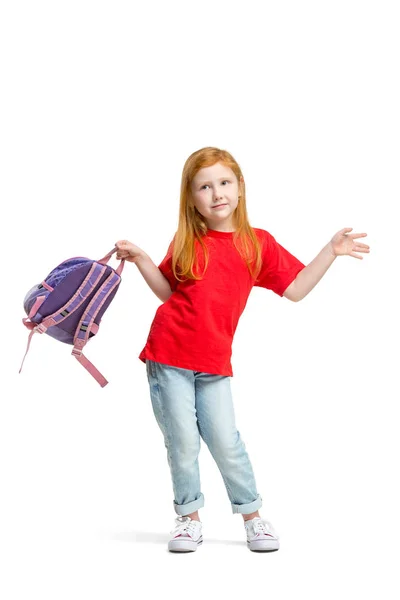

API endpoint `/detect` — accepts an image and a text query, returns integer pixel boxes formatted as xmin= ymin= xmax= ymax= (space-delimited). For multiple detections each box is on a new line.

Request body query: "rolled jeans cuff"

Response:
xmin=173 ymin=493 xmax=205 ymax=516
xmin=231 ymin=493 xmax=263 ymax=515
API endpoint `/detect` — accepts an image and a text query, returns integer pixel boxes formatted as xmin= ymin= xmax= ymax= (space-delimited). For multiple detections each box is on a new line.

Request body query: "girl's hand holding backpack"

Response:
xmin=115 ymin=240 xmax=146 ymax=264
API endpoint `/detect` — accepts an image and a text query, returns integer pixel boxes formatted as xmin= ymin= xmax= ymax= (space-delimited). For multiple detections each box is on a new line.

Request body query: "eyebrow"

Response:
xmin=196 ymin=176 xmax=231 ymax=185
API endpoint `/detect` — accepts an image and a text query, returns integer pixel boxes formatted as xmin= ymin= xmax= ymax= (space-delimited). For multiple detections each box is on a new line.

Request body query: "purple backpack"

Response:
xmin=20 ymin=248 xmax=125 ymax=387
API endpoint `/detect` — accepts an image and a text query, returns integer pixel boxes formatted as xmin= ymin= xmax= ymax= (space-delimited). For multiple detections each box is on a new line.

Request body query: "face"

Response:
xmin=190 ymin=162 xmax=243 ymax=231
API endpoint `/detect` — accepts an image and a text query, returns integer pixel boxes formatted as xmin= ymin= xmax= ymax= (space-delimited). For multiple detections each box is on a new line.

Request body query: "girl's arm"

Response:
xmin=115 ymin=240 xmax=173 ymax=303
xmin=283 ymin=227 xmax=369 ymax=302
xmin=283 ymin=243 xmax=336 ymax=301
xmin=135 ymin=253 xmax=173 ymax=303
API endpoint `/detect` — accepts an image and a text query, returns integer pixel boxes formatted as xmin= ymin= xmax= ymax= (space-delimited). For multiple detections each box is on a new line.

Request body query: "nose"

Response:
xmin=213 ymin=188 xmax=223 ymax=201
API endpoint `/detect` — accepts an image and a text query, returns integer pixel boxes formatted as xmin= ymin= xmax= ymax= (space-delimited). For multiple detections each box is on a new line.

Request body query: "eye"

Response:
xmin=200 ymin=180 xmax=230 ymax=190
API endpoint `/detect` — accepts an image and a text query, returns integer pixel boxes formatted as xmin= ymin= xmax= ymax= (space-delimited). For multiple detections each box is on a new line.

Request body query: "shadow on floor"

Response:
xmin=109 ymin=530 xmax=244 ymax=546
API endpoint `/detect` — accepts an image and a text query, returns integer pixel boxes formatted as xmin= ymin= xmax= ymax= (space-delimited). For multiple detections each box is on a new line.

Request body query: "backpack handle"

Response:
xmin=98 ymin=247 xmax=125 ymax=276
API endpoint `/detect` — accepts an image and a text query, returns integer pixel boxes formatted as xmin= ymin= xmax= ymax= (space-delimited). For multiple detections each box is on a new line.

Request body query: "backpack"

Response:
xmin=19 ymin=248 xmax=125 ymax=387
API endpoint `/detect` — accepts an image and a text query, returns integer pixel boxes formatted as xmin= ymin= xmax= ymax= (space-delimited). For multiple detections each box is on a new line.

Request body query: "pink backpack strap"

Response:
xmin=71 ymin=270 xmax=121 ymax=387
xmin=22 ymin=295 xmax=47 ymax=332
xmin=71 ymin=350 xmax=108 ymax=388
xmin=19 ymin=323 xmax=47 ymax=374
xmin=98 ymin=247 xmax=125 ymax=276
xmin=42 ymin=263 xmax=107 ymax=327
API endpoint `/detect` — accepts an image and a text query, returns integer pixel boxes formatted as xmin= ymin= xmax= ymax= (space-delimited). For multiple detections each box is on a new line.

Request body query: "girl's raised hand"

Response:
xmin=115 ymin=240 xmax=146 ymax=264
xmin=329 ymin=228 xmax=370 ymax=259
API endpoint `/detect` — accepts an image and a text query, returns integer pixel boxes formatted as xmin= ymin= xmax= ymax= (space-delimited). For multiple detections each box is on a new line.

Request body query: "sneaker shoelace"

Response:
xmin=249 ymin=518 xmax=278 ymax=538
xmin=170 ymin=516 xmax=200 ymax=538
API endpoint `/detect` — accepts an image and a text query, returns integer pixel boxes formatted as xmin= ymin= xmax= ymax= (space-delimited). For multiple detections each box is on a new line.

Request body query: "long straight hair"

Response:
xmin=168 ymin=147 xmax=263 ymax=283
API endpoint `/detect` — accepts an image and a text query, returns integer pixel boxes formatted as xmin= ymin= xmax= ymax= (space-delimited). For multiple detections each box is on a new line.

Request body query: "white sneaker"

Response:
xmin=168 ymin=516 xmax=203 ymax=552
xmin=244 ymin=517 xmax=280 ymax=552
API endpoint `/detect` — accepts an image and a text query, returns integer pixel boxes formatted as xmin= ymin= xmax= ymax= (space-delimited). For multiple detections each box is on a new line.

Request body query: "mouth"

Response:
xmin=211 ymin=203 xmax=227 ymax=209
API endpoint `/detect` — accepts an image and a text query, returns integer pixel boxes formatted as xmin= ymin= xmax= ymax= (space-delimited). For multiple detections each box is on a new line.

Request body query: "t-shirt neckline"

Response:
xmin=206 ymin=228 xmax=235 ymax=238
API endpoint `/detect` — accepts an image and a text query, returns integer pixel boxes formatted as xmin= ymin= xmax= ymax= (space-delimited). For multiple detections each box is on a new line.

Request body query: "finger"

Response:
xmin=349 ymin=233 xmax=368 ymax=239
xmin=350 ymin=253 xmax=363 ymax=259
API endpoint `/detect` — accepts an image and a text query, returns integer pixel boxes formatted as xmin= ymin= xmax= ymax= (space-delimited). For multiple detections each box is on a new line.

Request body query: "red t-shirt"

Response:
xmin=138 ymin=227 xmax=305 ymax=376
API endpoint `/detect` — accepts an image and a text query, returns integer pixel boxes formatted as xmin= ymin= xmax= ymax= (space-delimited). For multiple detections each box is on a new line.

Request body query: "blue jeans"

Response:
xmin=145 ymin=359 xmax=263 ymax=516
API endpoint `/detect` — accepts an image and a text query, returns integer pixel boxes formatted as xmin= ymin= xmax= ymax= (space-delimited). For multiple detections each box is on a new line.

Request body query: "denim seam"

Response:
xmin=151 ymin=362 xmax=173 ymax=451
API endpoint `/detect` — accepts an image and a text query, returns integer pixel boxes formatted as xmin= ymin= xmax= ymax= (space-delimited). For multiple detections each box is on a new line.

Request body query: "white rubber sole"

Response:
xmin=247 ymin=538 xmax=280 ymax=552
xmin=168 ymin=536 xmax=203 ymax=552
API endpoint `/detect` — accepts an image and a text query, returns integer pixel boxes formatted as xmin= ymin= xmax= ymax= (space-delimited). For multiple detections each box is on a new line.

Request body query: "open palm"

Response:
xmin=330 ymin=228 xmax=370 ymax=259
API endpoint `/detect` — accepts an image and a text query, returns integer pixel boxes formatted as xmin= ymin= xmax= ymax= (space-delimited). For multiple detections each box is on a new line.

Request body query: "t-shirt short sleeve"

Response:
xmin=157 ymin=242 xmax=179 ymax=292
xmin=254 ymin=229 xmax=306 ymax=297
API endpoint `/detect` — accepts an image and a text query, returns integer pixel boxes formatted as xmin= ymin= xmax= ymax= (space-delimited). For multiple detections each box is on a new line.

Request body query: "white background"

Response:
xmin=1 ymin=1 xmax=399 ymax=598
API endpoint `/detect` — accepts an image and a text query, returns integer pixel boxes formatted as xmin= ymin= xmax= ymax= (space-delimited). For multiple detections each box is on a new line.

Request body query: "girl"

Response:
xmin=115 ymin=147 xmax=369 ymax=553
